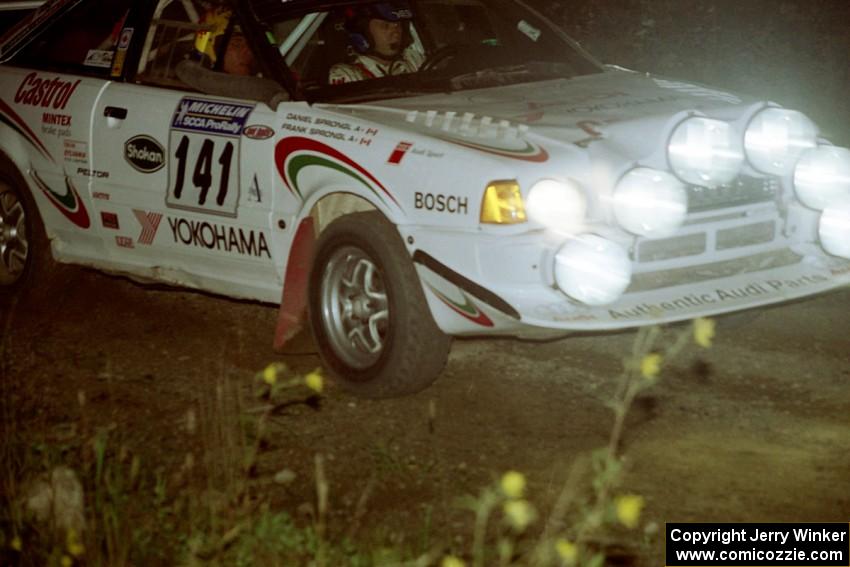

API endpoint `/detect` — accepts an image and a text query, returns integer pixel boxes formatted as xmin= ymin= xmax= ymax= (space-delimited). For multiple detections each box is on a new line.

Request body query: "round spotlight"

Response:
xmin=745 ymin=108 xmax=818 ymax=176
xmin=668 ymin=117 xmax=744 ymax=187
xmin=526 ymin=179 xmax=587 ymax=233
xmin=819 ymin=196 xmax=850 ymax=259
xmin=793 ymin=146 xmax=850 ymax=210
xmin=613 ymin=168 xmax=688 ymax=238
xmin=554 ymin=234 xmax=632 ymax=306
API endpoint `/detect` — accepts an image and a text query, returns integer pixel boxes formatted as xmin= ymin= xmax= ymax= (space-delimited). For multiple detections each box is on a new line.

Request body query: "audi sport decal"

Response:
xmin=0 ymin=98 xmax=53 ymax=162
xmin=29 ymin=170 xmax=90 ymax=229
xmin=275 ymin=136 xmax=400 ymax=209
xmin=388 ymin=141 xmax=413 ymax=165
xmin=426 ymin=283 xmax=494 ymax=328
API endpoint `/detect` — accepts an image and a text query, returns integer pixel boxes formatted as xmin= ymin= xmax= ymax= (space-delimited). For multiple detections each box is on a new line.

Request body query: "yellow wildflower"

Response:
xmin=615 ymin=494 xmax=644 ymax=529
xmin=555 ymin=538 xmax=578 ymax=566
xmin=441 ymin=555 xmax=466 ymax=567
xmin=694 ymin=317 xmax=716 ymax=348
xmin=500 ymin=470 xmax=526 ymax=499
xmin=304 ymin=370 xmax=324 ymax=394
xmin=66 ymin=528 xmax=85 ymax=557
xmin=503 ymin=499 xmax=536 ymax=532
xmin=61 ymin=556 xmax=73 ymax=567
xmin=262 ymin=362 xmax=285 ymax=385
xmin=640 ymin=353 xmax=663 ymax=381
xmin=10 ymin=536 xmax=22 ymax=551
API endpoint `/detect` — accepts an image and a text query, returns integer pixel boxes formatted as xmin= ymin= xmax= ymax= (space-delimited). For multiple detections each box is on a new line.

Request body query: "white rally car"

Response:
xmin=2 ymin=0 xmax=849 ymax=397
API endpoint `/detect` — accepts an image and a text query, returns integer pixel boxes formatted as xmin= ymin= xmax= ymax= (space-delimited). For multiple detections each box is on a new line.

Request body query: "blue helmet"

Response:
xmin=346 ymin=2 xmax=413 ymax=54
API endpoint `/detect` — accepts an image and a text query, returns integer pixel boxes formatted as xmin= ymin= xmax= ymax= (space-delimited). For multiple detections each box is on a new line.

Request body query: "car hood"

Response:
xmin=319 ymin=68 xmax=759 ymax=163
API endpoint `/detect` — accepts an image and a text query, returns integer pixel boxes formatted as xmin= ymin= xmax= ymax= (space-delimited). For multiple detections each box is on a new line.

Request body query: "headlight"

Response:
xmin=526 ymin=179 xmax=586 ymax=233
xmin=612 ymin=168 xmax=687 ymax=239
xmin=819 ymin=196 xmax=850 ymax=259
xmin=744 ymin=108 xmax=818 ymax=176
xmin=793 ymin=146 xmax=850 ymax=210
xmin=480 ymin=180 xmax=526 ymax=224
xmin=668 ymin=117 xmax=744 ymax=187
xmin=554 ymin=234 xmax=632 ymax=306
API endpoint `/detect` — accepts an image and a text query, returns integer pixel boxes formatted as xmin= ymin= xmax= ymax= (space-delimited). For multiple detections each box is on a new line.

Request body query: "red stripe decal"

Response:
xmin=275 ymin=136 xmax=399 ymax=207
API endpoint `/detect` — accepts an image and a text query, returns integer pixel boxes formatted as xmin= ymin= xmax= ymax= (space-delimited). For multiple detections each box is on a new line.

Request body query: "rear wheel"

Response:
xmin=308 ymin=211 xmax=451 ymax=398
xmin=0 ymin=170 xmax=51 ymax=296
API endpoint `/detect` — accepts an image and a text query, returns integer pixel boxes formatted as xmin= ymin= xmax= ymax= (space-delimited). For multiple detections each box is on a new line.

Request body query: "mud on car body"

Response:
xmin=2 ymin=0 xmax=849 ymax=397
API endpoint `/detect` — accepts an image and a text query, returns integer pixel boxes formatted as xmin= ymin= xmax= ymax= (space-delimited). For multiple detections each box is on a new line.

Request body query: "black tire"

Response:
xmin=0 ymin=163 xmax=52 ymax=298
xmin=308 ymin=211 xmax=451 ymax=398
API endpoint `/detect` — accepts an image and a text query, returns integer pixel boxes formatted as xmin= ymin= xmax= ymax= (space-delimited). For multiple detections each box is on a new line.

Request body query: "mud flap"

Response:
xmin=273 ymin=217 xmax=315 ymax=351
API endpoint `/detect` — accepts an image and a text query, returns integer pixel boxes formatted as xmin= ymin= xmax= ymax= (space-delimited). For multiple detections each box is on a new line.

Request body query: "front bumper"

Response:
xmin=403 ymin=203 xmax=850 ymax=338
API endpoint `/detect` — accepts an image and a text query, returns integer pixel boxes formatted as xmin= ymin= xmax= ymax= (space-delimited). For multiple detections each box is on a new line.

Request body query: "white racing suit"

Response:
xmin=329 ymin=47 xmax=424 ymax=84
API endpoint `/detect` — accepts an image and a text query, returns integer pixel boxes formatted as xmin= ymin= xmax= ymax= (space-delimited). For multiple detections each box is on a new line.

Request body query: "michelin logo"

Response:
xmin=171 ymin=98 xmax=254 ymax=136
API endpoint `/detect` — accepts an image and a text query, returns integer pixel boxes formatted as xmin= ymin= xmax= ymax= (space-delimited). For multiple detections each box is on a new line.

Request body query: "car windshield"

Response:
xmin=252 ymin=0 xmax=601 ymax=102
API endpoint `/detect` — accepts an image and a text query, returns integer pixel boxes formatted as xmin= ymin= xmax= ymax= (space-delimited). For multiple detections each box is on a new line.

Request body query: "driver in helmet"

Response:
xmin=328 ymin=2 xmax=424 ymax=84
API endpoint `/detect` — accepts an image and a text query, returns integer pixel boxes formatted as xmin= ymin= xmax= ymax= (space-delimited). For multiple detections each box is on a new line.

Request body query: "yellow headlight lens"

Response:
xmin=480 ymin=180 xmax=526 ymax=224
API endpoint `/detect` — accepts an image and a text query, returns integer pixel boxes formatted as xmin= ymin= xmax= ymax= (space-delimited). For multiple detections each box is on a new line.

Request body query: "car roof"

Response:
xmin=0 ymin=1 xmax=44 ymax=10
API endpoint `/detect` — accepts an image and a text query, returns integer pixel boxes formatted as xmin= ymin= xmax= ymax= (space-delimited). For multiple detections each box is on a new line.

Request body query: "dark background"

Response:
xmin=530 ymin=0 xmax=850 ymax=144
xmin=2 ymin=1 xmax=849 ymax=141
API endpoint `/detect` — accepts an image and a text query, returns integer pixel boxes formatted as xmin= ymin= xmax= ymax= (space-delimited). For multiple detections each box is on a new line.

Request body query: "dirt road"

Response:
xmin=3 ymin=264 xmax=849 ymax=563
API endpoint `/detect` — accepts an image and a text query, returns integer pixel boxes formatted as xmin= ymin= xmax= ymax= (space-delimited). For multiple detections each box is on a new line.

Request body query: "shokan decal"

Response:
xmin=426 ymin=283 xmax=494 ymax=327
xmin=29 ymin=170 xmax=90 ymax=229
xmin=275 ymin=136 xmax=401 ymax=209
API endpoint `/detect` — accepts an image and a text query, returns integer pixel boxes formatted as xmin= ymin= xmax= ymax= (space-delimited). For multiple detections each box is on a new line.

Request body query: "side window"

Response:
xmin=137 ymin=0 xmax=207 ymax=87
xmin=138 ymin=0 xmax=259 ymax=88
xmin=12 ymin=0 xmax=134 ymax=78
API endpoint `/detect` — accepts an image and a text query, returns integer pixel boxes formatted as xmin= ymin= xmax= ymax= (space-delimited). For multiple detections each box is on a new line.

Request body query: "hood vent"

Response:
xmin=404 ymin=110 xmax=528 ymax=142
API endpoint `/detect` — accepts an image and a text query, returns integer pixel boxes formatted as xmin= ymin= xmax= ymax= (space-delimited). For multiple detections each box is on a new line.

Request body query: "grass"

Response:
xmin=0 ymin=314 xmax=716 ymax=566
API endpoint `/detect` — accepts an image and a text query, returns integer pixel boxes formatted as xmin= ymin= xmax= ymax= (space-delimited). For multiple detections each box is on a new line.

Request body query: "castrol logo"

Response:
xmin=14 ymin=72 xmax=81 ymax=110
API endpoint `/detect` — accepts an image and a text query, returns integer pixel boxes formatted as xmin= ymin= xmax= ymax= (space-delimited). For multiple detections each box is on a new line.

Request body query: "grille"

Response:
xmin=628 ymin=248 xmax=802 ymax=292
xmin=686 ymin=176 xmax=780 ymax=213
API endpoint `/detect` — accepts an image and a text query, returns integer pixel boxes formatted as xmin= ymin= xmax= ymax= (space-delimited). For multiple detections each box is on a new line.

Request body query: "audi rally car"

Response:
xmin=2 ymin=0 xmax=849 ymax=397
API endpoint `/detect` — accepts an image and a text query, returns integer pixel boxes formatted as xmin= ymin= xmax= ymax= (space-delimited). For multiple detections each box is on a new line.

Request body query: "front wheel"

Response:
xmin=0 ymin=170 xmax=51 ymax=296
xmin=308 ymin=211 xmax=451 ymax=398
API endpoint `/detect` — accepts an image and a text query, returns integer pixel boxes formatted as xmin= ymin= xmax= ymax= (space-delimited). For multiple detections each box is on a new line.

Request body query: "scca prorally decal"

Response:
xmin=439 ymin=136 xmax=549 ymax=163
xmin=275 ymin=136 xmax=400 ymax=209
xmin=133 ymin=210 xmax=163 ymax=245
xmin=426 ymin=283 xmax=494 ymax=328
xmin=29 ymin=170 xmax=90 ymax=229
xmin=167 ymin=217 xmax=271 ymax=258
xmin=0 ymin=98 xmax=53 ymax=162
xmin=172 ymin=98 xmax=254 ymax=137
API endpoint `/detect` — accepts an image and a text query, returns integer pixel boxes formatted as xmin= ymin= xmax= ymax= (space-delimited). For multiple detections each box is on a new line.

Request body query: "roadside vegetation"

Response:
xmin=1 ymin=301 xmax=717 ymax=566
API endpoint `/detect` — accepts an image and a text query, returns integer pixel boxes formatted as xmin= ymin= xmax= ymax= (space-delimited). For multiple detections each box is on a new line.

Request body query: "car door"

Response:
xmin=88 ymin=0 xmax=283 ymax=302
xmin=2 ymin=0 xmax=136 ymax=262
